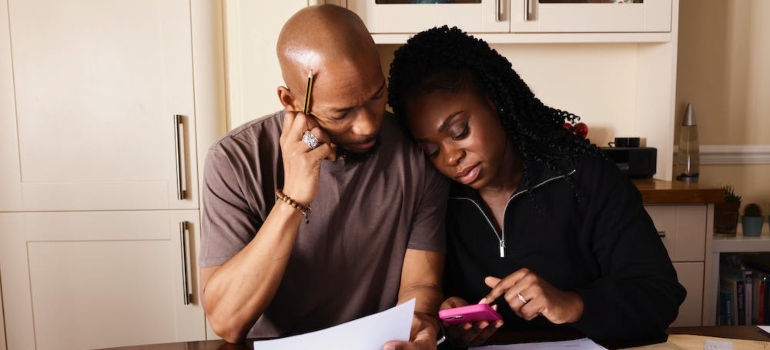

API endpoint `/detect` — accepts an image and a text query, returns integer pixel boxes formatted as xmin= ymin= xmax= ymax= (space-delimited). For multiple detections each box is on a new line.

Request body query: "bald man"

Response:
xmin=198 ymin=5 xmax=449 ymax=349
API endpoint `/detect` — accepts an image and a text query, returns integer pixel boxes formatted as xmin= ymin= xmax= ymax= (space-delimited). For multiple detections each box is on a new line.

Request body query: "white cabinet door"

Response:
xmin=1 ymin=0 xmax=199 ymax=211
xmin=345 ymin=0 xmax=510 ymax=34
xmin=672 ymin=262 xmax=704 ymax=327
xmin=511 ymin=0 xmax=672 ymax=33
xmin=646 ymin=204 xmax=707 ymax=262
xmin=0 ymin=211 xmax=206 ymax=350
xmin=335 ymin=0 xmax=672 ymax=35
xmin=0 ymin=0 xmax=22 ymax=212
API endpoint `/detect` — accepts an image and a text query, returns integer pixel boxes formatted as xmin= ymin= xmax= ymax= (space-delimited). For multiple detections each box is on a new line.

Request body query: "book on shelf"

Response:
xmin=743 ymin=269 xmax=753 ymax=325
xmin=719 ymin=253 xmax=770 ymax=325
xmin=719 ymin=272 xmax=741 ymax=326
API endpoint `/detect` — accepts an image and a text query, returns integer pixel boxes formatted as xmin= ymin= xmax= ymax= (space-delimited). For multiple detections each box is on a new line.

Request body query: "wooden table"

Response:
xmin=101 ymin=326 xmax=770 ymax=350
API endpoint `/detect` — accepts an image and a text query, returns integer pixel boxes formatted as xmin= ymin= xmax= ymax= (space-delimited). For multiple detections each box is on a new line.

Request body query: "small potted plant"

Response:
xmin=742 ymin=203 xmax=765 ymax=237
xmin=714 ymin=185 xmax=742 ymax=236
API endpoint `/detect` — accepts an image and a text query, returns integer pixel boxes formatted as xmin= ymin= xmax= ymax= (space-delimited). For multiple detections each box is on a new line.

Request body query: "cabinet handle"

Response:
xmin=180 ymin=221 xmax=192 ymax=305
xmin=174 ymin=114 xmax=187 ymax=200
xmin=495 ymin=0 xmax=503 ymax=22
xmin=658 ymin=231 xmax=666 ymax=238
xmin=524 ymin=0 xmax=532 ymax=21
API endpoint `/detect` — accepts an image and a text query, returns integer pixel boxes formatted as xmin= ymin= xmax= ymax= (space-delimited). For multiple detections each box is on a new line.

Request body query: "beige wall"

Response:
xmin=379 ymin=43 xmax=647 ymax=148
xmin=676 ymin=0 xmax=770 ymax=213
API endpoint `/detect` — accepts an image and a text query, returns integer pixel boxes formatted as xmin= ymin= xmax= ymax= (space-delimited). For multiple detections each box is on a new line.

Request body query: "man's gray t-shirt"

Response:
xmin=200 ymin=110 xmax=449 ymax=339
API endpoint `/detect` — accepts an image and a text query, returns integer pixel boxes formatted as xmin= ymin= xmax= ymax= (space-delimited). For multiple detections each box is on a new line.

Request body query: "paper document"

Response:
xmin=470 ymin=337 xmax=607 ymax=350
xmin=253 ymin=298 xmax=414 ymax=350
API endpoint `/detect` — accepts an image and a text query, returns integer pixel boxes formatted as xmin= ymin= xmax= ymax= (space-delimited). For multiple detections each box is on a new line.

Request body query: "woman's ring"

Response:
xmin=302 ymin=130 xmax=320 ymax=150
xmin=517 ymin=293 xmax=528 ymax=304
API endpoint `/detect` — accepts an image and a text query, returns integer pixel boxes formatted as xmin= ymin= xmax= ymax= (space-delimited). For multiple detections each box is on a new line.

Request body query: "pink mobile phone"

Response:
xmin=438 ymin=304 xmax=502 ymax=325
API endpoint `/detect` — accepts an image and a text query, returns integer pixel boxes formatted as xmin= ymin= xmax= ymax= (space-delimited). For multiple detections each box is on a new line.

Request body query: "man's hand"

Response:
xmin=382 ymin=311 xmax=440 ymax=350
xmin=279 ymin=111 xmax=336 ymax=206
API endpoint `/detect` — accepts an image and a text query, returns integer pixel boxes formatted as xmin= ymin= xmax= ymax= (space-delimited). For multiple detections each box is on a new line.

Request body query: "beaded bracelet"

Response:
xmin=275 ymin=189 xmax=311 ymax=224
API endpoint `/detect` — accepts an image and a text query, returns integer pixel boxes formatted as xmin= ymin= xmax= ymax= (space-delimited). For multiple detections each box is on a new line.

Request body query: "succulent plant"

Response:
xmin=744 ymin=203 xmax=763 ymax=217
xmin=722 ymin=185 xmax=742 ymax=204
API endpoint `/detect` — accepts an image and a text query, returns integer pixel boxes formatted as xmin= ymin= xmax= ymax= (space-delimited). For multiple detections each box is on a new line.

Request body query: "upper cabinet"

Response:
xmin=0 ymin=0 xmax=225 ymax=212
xmin=512 ymin=0 xmax=671 ymax=33
xmin=326 ymin=0 xmax=674 ymax=43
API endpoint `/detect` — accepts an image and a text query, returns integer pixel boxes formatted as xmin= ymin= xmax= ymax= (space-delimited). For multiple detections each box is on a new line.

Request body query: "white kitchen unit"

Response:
xmin=645 ymin=204 xmax=711 ymax=326
xmin=325 ymin=0 xmax=673 ymax=43
xmin=636 ymin=179 xmax=722 ymax=327
xmin=0 ymin=0 xmax=223 ymax=212
xmin=0 ymin=0 xmax=226 ymax=348
xmin=0 ymin=211 xmax=204 ymax=350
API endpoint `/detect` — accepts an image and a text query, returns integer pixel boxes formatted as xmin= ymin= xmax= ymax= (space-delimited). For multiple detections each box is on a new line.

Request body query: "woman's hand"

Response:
xmin=279 ymin=111 xmax=336 ymax=206
xmin=440 ymin=296 xmax=502 ymax=348
xmin=481 ymin=268 xmax=584 ymax=324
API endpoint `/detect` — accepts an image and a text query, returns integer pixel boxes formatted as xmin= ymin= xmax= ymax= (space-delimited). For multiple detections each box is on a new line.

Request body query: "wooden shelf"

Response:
xmin=633 ymin=179 xmax=724 ymax=205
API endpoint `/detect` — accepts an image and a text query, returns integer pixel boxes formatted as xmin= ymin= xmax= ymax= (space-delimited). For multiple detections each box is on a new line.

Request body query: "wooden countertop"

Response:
xmin=633 ymin=179 xmax=724 ymax=205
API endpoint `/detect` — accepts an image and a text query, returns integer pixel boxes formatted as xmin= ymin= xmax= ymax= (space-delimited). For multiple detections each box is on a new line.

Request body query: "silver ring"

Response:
xmin=517 ymin=293 xmax=528 ymax=304
xmin=302 ymin=130 xmax=319 ymax=150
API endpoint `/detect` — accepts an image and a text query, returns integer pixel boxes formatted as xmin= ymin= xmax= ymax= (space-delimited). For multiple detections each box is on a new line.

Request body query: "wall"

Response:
xmin=676 ymin=0 xmax=770 ymax=212
xmin=379 ymin=43 xmax=646 ymax=150
xmin=223 ymin=0 xmax=307 ymax=130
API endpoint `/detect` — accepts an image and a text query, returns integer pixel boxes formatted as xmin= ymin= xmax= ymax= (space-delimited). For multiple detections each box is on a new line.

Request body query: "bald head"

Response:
xmin=276 ymin=5 xmax=379 ymax=95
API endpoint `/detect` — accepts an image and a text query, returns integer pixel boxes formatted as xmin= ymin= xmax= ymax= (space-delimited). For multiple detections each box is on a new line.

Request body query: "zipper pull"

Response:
xmin=499 ymin=239 xmax=506 ymax=258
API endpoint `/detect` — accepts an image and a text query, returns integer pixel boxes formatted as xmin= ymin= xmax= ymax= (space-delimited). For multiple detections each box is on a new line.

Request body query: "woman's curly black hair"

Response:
xmin=388 ymin=26 xmax=604 ymax=193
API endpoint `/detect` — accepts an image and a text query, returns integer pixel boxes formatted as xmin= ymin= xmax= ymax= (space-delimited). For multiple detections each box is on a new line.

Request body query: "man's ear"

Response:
xmin=277 ymin=86 xmax=300 ymax=111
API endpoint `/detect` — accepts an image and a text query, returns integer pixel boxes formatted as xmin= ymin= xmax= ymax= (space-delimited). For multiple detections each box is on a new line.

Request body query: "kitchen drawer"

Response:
xmin=645 ymin=205 xmax=707 ymax=262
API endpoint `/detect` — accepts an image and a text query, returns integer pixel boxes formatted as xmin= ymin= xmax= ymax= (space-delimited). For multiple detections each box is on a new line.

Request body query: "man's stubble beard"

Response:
xmin=338 ymin=138 xmax=381 ymax=164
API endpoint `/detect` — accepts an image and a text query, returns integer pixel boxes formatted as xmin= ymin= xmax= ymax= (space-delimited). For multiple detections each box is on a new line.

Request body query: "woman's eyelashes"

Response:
xmin=449 ymin=120 xmax=469 ymax=140
xmin=423 ymin=122 xmax=470 ymax=158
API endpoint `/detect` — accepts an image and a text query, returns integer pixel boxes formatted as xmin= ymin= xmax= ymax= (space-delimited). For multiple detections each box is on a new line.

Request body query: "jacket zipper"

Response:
xmin=449 ymin=169 xmax=576 ymax=258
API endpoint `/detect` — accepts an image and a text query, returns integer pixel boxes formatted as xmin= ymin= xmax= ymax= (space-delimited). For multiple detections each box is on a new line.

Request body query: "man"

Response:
xmin=198 ymin=5 xmax=448 ymax=349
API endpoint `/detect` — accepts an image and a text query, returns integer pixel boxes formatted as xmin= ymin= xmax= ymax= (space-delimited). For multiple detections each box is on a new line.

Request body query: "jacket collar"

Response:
xmin=448 ymin=159 xmax=577 ymax=200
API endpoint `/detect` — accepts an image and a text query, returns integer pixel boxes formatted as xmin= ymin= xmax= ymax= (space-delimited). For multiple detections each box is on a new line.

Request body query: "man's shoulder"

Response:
xmin=210 ymin=110 xmax=284 ymax=152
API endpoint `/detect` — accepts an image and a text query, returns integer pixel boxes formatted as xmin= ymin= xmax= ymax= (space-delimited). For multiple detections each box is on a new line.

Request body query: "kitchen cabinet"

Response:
xmin=645 ymin=204 xmax=709 ymax=327
xmin=511 ymin=0 xmax=671 ymax=33
xmin=0 ymin=0 xmax=212 ymax=212
xmin=636 ymin=179 xmax=723 ymax=327
xmin=0 ymin=211 xmax=205 ymax=350
xmin=325 ymin=0 xmax=674 ymax=43
xmin=0 ymin=0 xmax=226 ymax=348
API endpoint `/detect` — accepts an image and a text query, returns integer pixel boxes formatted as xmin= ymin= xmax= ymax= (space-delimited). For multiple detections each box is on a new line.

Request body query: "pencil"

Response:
xmin=303 ymin=69 xmax=314 ymax=115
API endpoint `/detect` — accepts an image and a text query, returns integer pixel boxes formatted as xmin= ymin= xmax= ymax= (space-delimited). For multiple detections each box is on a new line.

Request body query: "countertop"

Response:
xmin=632 ymin=179 xmax=724 ymax=205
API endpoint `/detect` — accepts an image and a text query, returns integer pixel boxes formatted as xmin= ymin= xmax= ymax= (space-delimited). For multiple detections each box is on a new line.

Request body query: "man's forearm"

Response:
xmin=201 ymin=202 xmax=304 ymax=342
xmin=398 ymin=249 xmax=446 ymax=342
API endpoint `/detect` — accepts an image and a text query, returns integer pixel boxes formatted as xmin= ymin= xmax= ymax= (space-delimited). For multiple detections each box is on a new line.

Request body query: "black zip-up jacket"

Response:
xmin=443 ymin=156 xmax=686 ymax=344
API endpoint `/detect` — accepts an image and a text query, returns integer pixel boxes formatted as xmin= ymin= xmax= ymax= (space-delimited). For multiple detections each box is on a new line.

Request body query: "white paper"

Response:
xmin=470 ymin=337 xmax=608 ymax=350
xmin=704 ymin=339 xmax=733 ymax=350
xmin=253 ymin=298 xmax=415 ymax=350
xmin=758 ymin=325 xmax=770 ymax=334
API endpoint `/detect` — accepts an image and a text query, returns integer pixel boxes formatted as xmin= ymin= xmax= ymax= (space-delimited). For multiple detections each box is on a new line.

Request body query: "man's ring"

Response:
xmin=302 ymin=130 xmax=319 ymax=150
xmin=517 ymin=293 xmax=528 ymax=304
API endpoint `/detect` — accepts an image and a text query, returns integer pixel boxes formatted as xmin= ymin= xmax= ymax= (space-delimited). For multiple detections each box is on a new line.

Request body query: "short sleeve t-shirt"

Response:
xmin=200 ymin=110 xmax=448 ymax=339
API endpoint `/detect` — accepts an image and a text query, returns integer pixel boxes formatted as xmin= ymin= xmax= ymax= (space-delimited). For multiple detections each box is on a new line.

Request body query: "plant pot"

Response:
xmin=714 ymin=202 xmax=741 ymax=236
xmin=742 ymin=216 xmax=765 ymax=237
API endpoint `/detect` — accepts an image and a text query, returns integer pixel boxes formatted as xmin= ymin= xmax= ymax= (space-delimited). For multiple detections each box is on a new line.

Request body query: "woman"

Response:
xmin=387 ymin=26 xmax=686 ymax=347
